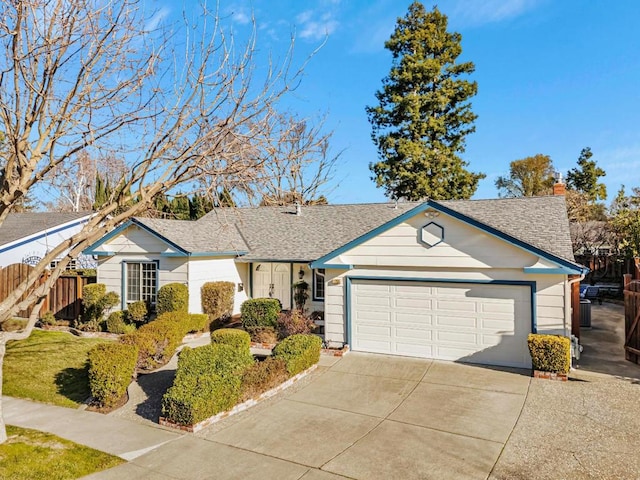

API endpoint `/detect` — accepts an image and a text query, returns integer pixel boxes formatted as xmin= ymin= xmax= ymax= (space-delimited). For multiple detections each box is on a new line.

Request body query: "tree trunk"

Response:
xmin=0 ymin=340 xmax=6 ymax=444
xmin=0 ymin=300 xmax=43 ymax=444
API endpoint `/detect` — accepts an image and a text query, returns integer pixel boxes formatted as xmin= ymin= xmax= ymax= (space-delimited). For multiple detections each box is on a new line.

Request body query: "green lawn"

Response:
xmin=4 ymin=330 xmax=110 ymax=407
xmin=0 ymin=425 xmax=123 ymax=480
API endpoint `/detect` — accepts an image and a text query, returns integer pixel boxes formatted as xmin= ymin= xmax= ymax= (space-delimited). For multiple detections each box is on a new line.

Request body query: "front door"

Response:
xmin=252 ymin=263 xmax=291 ymax=308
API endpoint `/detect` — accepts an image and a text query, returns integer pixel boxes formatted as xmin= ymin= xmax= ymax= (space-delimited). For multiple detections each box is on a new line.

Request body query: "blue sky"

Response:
xmin=153 ymin=0 xmax=640 ymax=205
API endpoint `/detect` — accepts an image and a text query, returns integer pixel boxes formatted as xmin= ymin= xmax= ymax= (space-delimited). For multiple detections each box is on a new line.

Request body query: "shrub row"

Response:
xmin=87 ymin=343 xmax=138 ymax=408
xmin=161 ymin=342 xmax=254 ymax=425
xmin=120 ymin=311 xmax=209 ymax=371
xmin=273 ymin=334 xmax=323 ymax=376
xmin=161 ymin=332 xmax=322 ymax=426
xmin=527 ymin=334 xmax=571 ymax=374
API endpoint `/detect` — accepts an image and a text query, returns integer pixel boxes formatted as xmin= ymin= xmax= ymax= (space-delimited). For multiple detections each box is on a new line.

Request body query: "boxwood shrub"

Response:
xmin=201 ymin=281 xmax=235 ymax=324
xmin=127 ymin=300 xmax=148 ymax=324
xmin=527 ymin=334 xmax=571 ymax=374
xmin=272 ymin=334 xmax=322 ymax=376
xmin=211 ymin=328 xmax=251 ymax=352
xmin=88 ymin=342 xmax=138 ymax=408
xmin=161 ymin=343 xmax=254 ymax=425
xmin=157 ymin=283 xmax=189 ymax=315
xmin=241 ymin=298 xmax=281 ymax=329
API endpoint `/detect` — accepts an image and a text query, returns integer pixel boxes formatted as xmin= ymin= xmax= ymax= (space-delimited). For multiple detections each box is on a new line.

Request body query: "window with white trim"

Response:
xmin=313 ymin=268 xmax=325 ymax=300
xmin=126 ymin=262 xmax=157 ymax=305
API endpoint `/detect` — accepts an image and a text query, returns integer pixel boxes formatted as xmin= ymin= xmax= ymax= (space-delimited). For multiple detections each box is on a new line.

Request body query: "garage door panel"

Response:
xmin=436 ymin=330 xmax=478 ymax=345
xmin=436 ymin=314 xmax=478 ymax=328
xmin=351 ymin=280 xmax=532 ymax=368
xmin=354 ymin=310 xmax=390 ymax=323
xmin=435 ymin=300 xmax=477 ymax=313
xmin=354 ymin=295 xmax=391 ymax=307
xmin=395 ymin=312 xmax=432 ymax=325
xmin=395 ymin=327 xmax=431 ymax=341
xmin=396 ymin=343 xmax=433 ymax=357
xmin=395 ymin=297 xmax=432 ymax=309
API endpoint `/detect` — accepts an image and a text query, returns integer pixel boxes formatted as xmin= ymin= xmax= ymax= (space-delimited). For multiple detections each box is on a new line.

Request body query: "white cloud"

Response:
xmin=145 ymin=6 xmax=171 ymax=32
xmin=449 ymin=0 xmax=545 ymax=27
xmin=296 ymin=8 xmax=339 ymax=41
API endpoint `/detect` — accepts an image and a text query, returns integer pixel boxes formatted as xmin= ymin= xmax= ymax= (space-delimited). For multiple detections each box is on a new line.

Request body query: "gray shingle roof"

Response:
xmin=131 ymin=196 xmax=577 ymax=265
xmin=0 ymin=212 xmax=91 ymax=247
xmin=134 ymin=217 xmax=248 ymax=254
xmin=438 ymin=196 xmax=576 ymax=262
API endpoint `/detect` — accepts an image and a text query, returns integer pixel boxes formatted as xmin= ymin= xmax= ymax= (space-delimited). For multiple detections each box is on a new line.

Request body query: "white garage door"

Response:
xmin=350 ymin=280 xmax=532 ymax=368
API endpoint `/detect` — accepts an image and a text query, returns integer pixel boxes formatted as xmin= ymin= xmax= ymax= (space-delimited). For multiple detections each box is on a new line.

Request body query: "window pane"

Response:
xmin=127 ymin=263 xmax=141 ymax=302
xmin=314 ymin=269 xmax=325 ymax=299
xmin=141 ymin=263 xmax=157 ymax=305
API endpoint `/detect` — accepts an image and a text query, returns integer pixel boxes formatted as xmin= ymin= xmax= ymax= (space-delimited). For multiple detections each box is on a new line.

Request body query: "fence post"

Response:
xmin=624 ymin=274 xmax=632 ymax=291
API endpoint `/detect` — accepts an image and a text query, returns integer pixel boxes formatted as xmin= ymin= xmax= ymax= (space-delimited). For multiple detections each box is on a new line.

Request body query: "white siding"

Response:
xmin=187 ymin=258 xmax=248 ymax=314
xmin=95 ymin=225 xmax=180 ymax=255
xmin=319 ymin=210 xmax=569 ymax=349
xmin=337 ymin=215 xmax=540 ymax=269
xmin=97 ymin=253 xmax=188 ymax=310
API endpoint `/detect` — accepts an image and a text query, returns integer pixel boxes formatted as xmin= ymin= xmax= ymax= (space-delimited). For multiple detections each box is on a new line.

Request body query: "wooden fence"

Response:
xmin=624 ymin=277 xmax=640 ymax=365
xmin=575 ymin=254 xmax=636 ymax=285
xmin=0 ymin=263 xmax=96 ymax=320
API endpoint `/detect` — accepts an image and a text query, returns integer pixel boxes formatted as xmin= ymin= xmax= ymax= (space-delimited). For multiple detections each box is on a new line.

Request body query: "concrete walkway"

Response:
xmin=3 ymin=396 xmax=183 ymax=461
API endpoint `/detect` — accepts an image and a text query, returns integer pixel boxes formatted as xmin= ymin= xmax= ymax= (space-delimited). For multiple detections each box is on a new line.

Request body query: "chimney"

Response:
xmin=552 ymin=171 xmax=565 ymax=196
xmin=295 ymin=202 xmax=302 ymax=216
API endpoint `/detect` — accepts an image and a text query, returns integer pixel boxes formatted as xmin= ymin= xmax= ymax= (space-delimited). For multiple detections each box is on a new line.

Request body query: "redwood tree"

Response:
xmin=366 ymin=2 xmax=484 ymax=200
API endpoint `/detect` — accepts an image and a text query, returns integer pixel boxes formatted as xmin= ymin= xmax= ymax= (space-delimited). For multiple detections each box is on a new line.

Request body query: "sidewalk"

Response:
xmin=3 ymin=396 xmax=184 ymax=460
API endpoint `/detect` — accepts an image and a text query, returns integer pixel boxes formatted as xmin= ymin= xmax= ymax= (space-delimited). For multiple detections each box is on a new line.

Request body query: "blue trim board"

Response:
xmin=311 ymin=200 xmax=586 ymax=275
xmin=311 ymin=263 xmax=353 ymax=270
xmin=523 ymin=267 xmax=577 ymax=275
xmin=344 ymin=276 xmax=538 ymax=347
xmin=0 ymin=217 xmax=90 ymax=254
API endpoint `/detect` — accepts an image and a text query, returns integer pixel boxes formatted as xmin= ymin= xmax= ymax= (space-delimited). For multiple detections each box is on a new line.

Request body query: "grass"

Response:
xmin=4 ymin=330 xmax=110 ymax=408
xmin=0 ymin=425 xmax=123 ymax=480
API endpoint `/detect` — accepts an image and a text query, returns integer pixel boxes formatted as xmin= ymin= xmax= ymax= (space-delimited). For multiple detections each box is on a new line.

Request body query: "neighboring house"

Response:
xmin=84 ymin=196 xmax=587 ymax=369
xmin=0 ymin=212 xmax=94 ymax=268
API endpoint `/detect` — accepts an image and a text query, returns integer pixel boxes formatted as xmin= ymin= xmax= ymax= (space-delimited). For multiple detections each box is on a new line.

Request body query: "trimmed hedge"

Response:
xmin=157 ymin=283 xmax=189 ymax=315
xmin=161 ymin=343 xmax=254 ymax=425
xmin=201 ymin=281 xmax=235 ymax=323
xmin=88 ymin=343 xmax=138 ymax=408
xmin=241 ymin=298 xmax=281 ymax=329
xmin=527 ymin=334 xmax=571 ymax=374
xmin=82 ymin=283 xmax=119 ymax=325
xmin=240 ymin=357 xmax=289 ymax=402
xmin=211 ymin=328 xmax=251 ymax=352
xmin=272 ymin=334 xmax=322 ymax=376
xmin=187 ymin=313 xmax=209 ymax=333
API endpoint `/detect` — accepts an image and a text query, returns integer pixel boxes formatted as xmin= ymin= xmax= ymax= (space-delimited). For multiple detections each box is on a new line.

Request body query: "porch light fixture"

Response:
xmin=298 ymin=267 xmax=305 ymax=279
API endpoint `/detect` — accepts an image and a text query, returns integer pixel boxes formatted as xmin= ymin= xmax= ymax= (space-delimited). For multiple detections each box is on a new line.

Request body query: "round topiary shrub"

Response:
xmin=157 ymin=283 xmax=189 ymax=314
xmin=240 ymin=298 xmax=281 ymax=329
xmin=127 ymin=300 xmax=148 ymax=324
xmin=211 ymin=328 xmax=251 ymax=353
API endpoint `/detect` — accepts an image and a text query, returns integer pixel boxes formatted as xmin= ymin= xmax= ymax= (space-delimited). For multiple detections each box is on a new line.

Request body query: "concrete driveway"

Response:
xmin=85 ymin=353 xmax=531 ymax=480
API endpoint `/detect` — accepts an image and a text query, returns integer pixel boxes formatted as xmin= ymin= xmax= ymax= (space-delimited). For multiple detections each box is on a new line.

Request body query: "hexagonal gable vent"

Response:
xmin=420 ymin=222 xmax=444 ymax=248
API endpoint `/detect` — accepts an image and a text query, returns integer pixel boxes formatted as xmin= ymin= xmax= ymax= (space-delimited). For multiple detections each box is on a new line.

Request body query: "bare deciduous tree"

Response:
xmin=199 ymin=108 xmax=341 ymax=206
xmin=0 ymin=0 xmax=311 ymax=442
